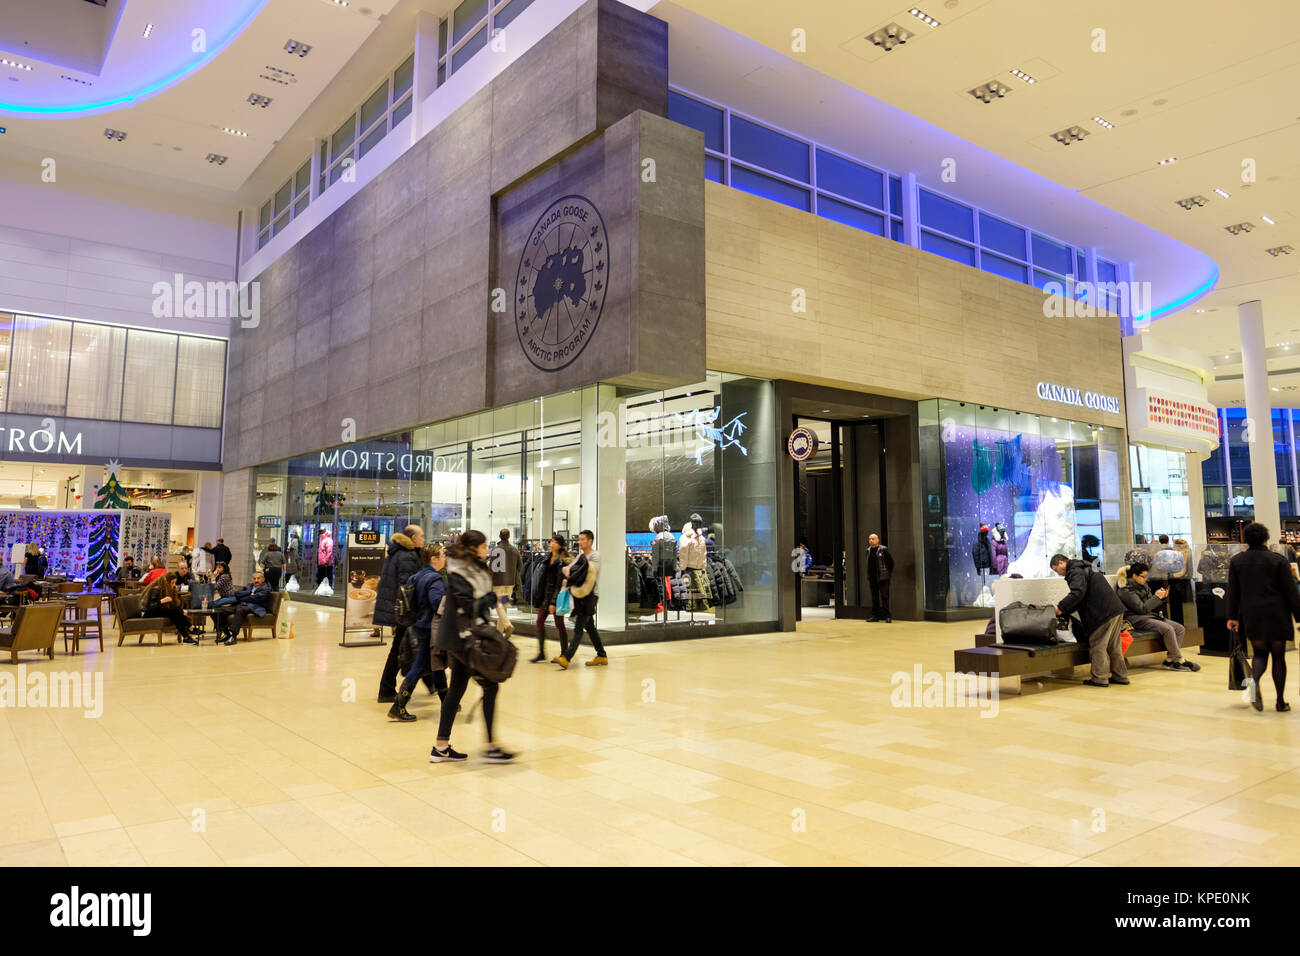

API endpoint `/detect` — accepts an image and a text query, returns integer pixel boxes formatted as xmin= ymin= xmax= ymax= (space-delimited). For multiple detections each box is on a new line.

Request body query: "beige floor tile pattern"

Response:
xmin=2 ymin=602 xmax=1299 ymax=865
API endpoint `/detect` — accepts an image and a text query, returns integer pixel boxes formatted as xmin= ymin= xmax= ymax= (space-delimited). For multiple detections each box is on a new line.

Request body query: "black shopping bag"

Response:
xmin=1228 ymin=629 xmax=1252 ymax=691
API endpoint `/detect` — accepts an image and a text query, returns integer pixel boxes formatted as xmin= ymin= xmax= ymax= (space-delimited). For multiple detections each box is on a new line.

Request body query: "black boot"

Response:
xmin=388 ymin=688 xmax=417 ymax=721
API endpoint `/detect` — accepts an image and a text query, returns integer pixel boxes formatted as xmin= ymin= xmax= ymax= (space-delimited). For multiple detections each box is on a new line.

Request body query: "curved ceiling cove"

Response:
xmin=0 ymin=0 xmax=268 ymax=116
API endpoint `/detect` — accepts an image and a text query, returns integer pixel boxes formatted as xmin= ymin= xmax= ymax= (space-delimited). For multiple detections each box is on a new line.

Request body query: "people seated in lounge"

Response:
xmin=116 ymin=556 xmax=143 ymax=582
xmin=216 ymin=571 xmax=273 ymax=646
xmin=141 ymin=571 xmax=197 ymax=645
xmin=1119 ymin=562 xmax=1201 ymax=672
xmin=23 ymin=544 xmax=48 ymax=579
xmin=140 ymin=556 xmax=167 ymax=587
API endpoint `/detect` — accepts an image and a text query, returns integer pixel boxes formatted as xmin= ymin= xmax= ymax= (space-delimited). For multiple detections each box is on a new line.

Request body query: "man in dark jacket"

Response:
xmin=211 ymin=538 xmax=233 ymax=567
xmin=375 ymin=525 xmax=428 ymax=703
xmin=488 ymin=529 xmax=520 ymax=635
xmin=218 ymin=572 xmax=273 ymax=645
xmin=1052 ymin=554 xmax=1129 ymax=686
xmin=1120 ymin=562 xmax=1200 ymax=672
xmin=866 ymin=533 xmax=895 ymax=623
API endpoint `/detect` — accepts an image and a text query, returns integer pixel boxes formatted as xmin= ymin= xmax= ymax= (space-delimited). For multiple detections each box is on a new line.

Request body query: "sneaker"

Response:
xmin=1162 ymin=659 xmax=1185 ymax=670
xmin=483 ymin=746 xmax=516 ymax=762
xmin=555 ymin=655 xmax=570 ymax=669
xmin=1180 ymin=659 xmax=1202 ymax=672
xmin=429 ymin=745 xmax=467 ymax=763
xmin=1082 ymin=678 xmax=1109 ymax=687
xmin=182 ymin=636 xmax=199 ymax=645
xmin=585 ymin=656 xmax=609 ymax=666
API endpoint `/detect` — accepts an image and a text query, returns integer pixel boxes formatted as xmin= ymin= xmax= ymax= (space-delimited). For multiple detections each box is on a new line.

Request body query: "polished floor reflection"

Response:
xmin=0 ymin=601 xmax=1294 ymax=866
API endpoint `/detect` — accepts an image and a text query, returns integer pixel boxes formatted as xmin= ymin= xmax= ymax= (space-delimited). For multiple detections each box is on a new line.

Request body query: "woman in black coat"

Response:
xmin=430 ymin=530 xmax=514 ymax=763
xmin=1227 ymin=522 xmax=1300 ymax=712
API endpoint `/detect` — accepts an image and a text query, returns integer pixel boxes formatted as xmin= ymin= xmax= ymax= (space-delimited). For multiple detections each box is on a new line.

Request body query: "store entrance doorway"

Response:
xmin=793 ymin=415 xmax=891 ymax=621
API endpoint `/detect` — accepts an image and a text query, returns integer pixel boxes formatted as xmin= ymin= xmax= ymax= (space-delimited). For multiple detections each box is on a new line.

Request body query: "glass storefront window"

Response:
xmin=1130 ymin=444 xmax=1191 ymax=542
xmin=919 ymin=398 xmax=1125 ymax=611
xmin=253 ymin=376 xmax=781 ymax=634
xmin=67 ymin=323 xmax=127 ymax=420
xmin=8 ymin=315 xmax=72 ymax=415
xmin=121 ymin=329 xmax=178 ymax=424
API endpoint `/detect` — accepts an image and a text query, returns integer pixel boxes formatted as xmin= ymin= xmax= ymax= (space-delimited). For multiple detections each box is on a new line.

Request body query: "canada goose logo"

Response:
xmin=516 ymin=194 xmax=608 ymax=372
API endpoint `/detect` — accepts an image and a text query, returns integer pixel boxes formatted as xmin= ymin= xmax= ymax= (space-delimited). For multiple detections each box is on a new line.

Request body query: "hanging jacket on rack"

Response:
xmin=972 ymin=526 xmax=993 ymax=572
xmin=990 ymin=524 xmax=1009 ymax=575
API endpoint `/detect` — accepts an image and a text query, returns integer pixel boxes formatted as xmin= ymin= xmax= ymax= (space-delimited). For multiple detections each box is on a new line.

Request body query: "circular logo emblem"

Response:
xmin=515 ymin=194 xmax=609 ymax=372
xmin=787 ymin=426 xmax=819 ymax=462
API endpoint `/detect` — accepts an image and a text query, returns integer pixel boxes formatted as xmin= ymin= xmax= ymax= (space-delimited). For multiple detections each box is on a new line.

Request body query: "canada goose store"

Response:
xmin=222 ymin=0 xmax=1133 ymax=639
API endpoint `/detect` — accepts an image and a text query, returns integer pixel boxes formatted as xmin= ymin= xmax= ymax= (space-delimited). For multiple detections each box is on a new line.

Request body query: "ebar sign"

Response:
xmin=515 ymin=194 xmax=609 ymax=372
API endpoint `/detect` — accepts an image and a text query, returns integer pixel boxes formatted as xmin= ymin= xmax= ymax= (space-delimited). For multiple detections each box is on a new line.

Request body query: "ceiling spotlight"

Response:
xmin=1 ymin=58 xmax=32 ymax=71
xmin=1091 ymin=116 xmax=1113 ymax=129
xmin=1213 ymin=187 xmax=1230 ymax=198
xmin=969 ymin=80 xmax=1010 ymax=104
xmin=907 ymin=8 xmax=941 ymax=27
xmin=1195 ymin=309 xmax=1206 ymax=313
xmin=103 ymin=128 xmax=126 ymax=141
xmin=1050 ymin=125 xmax=1089 ymax=145
xmin=1262 ymin=215 xmax=1276 ymax=225
xmin=1224 ymin=222 xmax=1255 ymax=236
xmin=223 ymin=127 xmax=248 ymax=137
xmin=1010 ymin=68 xmax=1036 ymax=84
xmin=867 ymin=23 xmax=914 ymax=52
xmin=142 ymin=23 xmax=154 ymax=38
xmin=324 ymin=0 xmax=348 ymax=5
xmin=284 ymin=39 xmax=313 ymax=57
xmin=205 ymin=153 xmax=228 ymax=165
xmin=1158 ymin=157 xmax=1177 ymax=165
xmin=247 ymin=93 xmax=273 ymax=108
xmin=1266 ymin=245 xmax=1295 ymax=257
xmin=1174 ymin=195 xmax=1208 ymax=210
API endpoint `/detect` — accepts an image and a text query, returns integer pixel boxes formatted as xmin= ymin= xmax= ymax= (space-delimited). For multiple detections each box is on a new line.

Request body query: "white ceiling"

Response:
xmin=659 ymin=0 xmax=1300 ymax=385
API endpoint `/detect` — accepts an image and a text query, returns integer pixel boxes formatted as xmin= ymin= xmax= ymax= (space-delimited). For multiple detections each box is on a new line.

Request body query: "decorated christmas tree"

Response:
xmin=86 ymin=514 xmax=120 ymax=589
xmin=93 ymin=460 xmax=130 ymax=509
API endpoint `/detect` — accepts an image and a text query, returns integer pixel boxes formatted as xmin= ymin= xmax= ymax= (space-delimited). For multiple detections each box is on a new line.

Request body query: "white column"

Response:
xmin=412 ymin=11 xmax=439 ymax=144
xmin=1186 ymin=450 xmax=1209 ymax=550
xmin=580 ymin=385 xmax=626 ymax=634
xmin=1239 ymin=300 xmax=1281 ymax=533
xmin=195 ymin=471 xmax=224 ymax=550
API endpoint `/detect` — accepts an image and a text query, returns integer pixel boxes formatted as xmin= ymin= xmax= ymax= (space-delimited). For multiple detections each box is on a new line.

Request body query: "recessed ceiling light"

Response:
xmin=223 ymin=127 xmax=248 ymax=137
xmin=284 ymin=39 xmax=313 ymax=57
xmin=205 ymin=153 xmax=228 ymax=165
xmin=867 ymin=23 xmax=914 ymax=51
xmin=247 ymin=93 xmax=273 ymax=108
xmin=1 ymin=58 xmax=32 ymax=72
xmin=1213 ymin=187 xmax=1230 ymax=198
xmin=1175 ymin=195 xmax=1208 ymax=210
xmin=142 ymin=23 xmax=154 ymax=38
xmin=1266 ymin=245 xmax=1295 ymax=257
xmin=1091 ymin=116 xmax=1113 ymax=129
xmin=324 ymin=0 xmax=348 ymax=5
xmin=1262 ymin=215 xmax=1276 ymax=225
xmin=907 ymin=8 xmax=941 ymax=27
xmin=1224 ymin=222 xmax=1256 ymax=235
xmin=1050 ymin=125 xmax=1088 ymax=145
xmin=969 ymin=80 xmax=1010 ymax=104
xmin=1158 ymin=156 xmax=1177 ymax=165
xmin=103 ymin=128 xmax=126 ymax=141
xmin=1010 ymin=68 xmax=1036 ymax=84
xmin=1195 ymin=309 xmax=1206 ymax=313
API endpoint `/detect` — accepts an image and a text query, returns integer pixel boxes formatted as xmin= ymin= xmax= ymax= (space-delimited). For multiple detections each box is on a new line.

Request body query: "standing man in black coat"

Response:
xmin=1052 ymin=553 xmax=1129 ymax=687
xmin=211 ymin=538 xmax=233 ymax=568
xmin=1227 ymin=522 xmax=1300 ymax=712
xmin=866 ymin=533 xmax=895 ymax=623
xmin=375 ymin=525 xmax=427 ymax=703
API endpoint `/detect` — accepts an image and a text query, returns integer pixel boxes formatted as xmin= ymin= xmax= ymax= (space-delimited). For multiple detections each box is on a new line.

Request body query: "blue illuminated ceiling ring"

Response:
xmin=0 ymin=1 xmax=269 ymax=117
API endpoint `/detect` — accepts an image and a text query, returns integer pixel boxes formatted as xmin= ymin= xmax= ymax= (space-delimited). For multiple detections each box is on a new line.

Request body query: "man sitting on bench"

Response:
xmin=1120 ymin=561 xmax=1201 ymax=672
xmin=217 ymin=571 xmax=273 ymax=646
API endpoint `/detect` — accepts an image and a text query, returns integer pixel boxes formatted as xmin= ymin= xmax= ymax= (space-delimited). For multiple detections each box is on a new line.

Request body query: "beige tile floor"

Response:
xmin=1 ymin=601 xmax=1296 ymax=866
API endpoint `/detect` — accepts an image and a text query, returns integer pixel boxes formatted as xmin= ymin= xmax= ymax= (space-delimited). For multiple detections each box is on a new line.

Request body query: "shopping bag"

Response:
xmin=554 ymin=587 xmax=572 ymax=616
xmin=285 ymin=575 xmax=300 ymax=593
xmin=1120 ymin=629 xmax=1133 ymax=654
xmin=314 ymin=579 xmax=334 ymax=597
xmin=1228 ymin=631 xmax=1252 ymax=691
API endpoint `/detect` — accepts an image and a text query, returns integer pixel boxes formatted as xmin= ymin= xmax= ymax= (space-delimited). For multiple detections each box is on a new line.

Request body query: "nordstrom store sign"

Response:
xmin=1036 ymin=382 xmax=1121 ymax=415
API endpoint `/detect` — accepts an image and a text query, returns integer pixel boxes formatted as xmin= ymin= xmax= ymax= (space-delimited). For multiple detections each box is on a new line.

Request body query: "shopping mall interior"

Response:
xmin=1 ymin=0 xmax=1299 ymax=893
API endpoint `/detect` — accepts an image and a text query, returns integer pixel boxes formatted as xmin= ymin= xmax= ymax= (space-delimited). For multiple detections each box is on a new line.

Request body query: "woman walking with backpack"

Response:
xmin=388 ymin=545 xmax=449 ymax=722
xmin=430 ymin=530 xmax=515 ymax=763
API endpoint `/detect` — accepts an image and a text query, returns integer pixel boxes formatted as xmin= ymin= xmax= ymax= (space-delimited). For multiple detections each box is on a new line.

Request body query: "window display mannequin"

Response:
xmin=679 ymin=513 xmax=714 ymax=612
xmin=317 ymin=527 xmax=335 ymax=587
xmin=650 ymin=516 xmax=678 ymax=617
xmin=971 ymin=524 xmax=995 ymax=608
xmin=990 ymin=523 xmax=1009 ymax=575
xmin=1005 ymin=484 xmax=1076 ymax=579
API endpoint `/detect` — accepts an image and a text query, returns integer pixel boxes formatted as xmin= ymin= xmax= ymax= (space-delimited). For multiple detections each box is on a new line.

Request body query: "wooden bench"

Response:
xmin=954 ymin=627 xmax=1205 ymax=694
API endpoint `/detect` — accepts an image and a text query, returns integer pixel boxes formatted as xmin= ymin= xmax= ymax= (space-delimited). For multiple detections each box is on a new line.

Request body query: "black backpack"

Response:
xmin=394 ymin=568 xmax=424 ymax=628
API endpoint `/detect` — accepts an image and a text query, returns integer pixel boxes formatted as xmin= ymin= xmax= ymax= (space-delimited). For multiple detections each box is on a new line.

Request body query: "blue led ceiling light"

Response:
xmin=1136 ymin=267 xmax=1220 ymax=323
xmin=0 ymin=1 xmax=269 ymax=117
